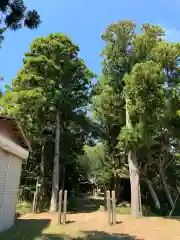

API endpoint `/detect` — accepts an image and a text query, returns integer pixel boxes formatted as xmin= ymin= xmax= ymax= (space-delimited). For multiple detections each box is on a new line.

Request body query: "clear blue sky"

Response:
xmin=0 ymin=0 xmax=180 ymax=90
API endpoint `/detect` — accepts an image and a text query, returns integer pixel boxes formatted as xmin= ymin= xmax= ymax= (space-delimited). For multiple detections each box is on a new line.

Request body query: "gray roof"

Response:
xmin=0 ymin=115 xmax=31 ymax=151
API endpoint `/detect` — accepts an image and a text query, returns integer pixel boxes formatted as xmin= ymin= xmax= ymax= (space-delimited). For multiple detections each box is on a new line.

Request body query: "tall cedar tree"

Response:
xmin=0 ymin=33 xmax=94 ymax=212
xmin=100 ymin=20 xmax=180 ymax=216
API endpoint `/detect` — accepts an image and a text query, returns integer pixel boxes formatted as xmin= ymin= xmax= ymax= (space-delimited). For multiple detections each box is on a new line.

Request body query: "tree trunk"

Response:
xmin=128 ymin=151 xmax=142 ymax=217
xmin=126 ymin=100 xmax=142 ymax=217
xmin=50 ymin=112 xmax=60 ymax=212
xmin=159 ymin=165 xmax=174 ymax=209
xmin=169 ymin=191 xmax=179 ymax=216
xmin=145 ymin=178 xmax=161 ymax=209
xmin=169 ymin=187 xmax=180 ymax=216
xmin=61 ymin=165 xmax=66 ymax=192
xmin=96 ymin=186 xmax=99 ymax=197
xmin=38 ymin=145 xmax=45 ymax=211
xmin=115 ymin=178 xmax=121 ymax=204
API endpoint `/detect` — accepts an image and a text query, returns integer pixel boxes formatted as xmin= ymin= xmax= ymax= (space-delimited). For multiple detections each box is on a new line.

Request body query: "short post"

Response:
xmin=32 ymin=191 xmax=37 ymax=213
xmin=106 ymin=190 xmax=111 ymax=225
xmin=112 ymin=191 xmax=116 ymax=225
xmin=58 ymin=190 xmax=63 ymax=224
xmin=104 ymin=188 xmax=107 ymax=211
xmin=63 ymin=190 xmax=68 ymax=224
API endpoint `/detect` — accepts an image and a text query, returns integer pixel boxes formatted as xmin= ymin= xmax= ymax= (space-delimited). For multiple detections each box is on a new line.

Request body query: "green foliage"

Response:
xmin=92 ymin=20 xmax=180 ymax=215
xmin=0 ymin=33 xmax=94 ymax=202
xmin=2 ymin=19 xmax=180 ymax=216
xmin=80 ymin=142 xmax=113 ymax=186
xmin=121 ymin=61 xmax=165 ymax=149
xmin=118 ymin=125 xmax=141 ymax=150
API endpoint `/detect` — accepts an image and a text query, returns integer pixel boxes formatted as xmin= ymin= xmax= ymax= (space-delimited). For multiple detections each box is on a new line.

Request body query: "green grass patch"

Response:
xmin=116 ymin=206 xmax=131 ymax=214
xmin=16 ymin=201 xmax=32 ymax=215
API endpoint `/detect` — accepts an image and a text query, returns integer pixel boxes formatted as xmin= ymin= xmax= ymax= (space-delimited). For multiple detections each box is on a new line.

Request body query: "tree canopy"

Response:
xmin=90 ymin=20 xmax=180 ymax=216
xmin=0 ymin=0 xmax=40 ymax=44
xmin=1 ymin=20 xmax=180 ymax=217
xmin=0 ymin=33 xmax=94 ymax=211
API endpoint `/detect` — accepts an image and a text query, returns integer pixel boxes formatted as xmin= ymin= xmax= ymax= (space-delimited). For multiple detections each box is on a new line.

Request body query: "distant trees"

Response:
xmin=80 ymin=143 xmax=113 ymax=188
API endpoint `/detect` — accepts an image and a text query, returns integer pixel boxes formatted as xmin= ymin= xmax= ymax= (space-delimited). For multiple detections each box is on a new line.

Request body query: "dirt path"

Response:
xmin=20 ymin=211 xmax=180 ymax=239
xmin=7 ymin=195 xmax=180 ymax=239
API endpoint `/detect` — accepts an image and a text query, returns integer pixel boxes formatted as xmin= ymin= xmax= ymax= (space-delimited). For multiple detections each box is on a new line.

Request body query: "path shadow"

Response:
xmin=114 ymin=221 xmax=123 ymax=225
xmin=81 ymin=231 xmax=144 ymax=240
xmin=66 ymin=220 xmax=76 ymax=224
xmin=68 ymin=195 xmax=104 ymax=214
xmin=41 ymin=234 xmax=68 ymax=239
xmin=0 ymin=219 xmax=51 ymax=240
xmin=42 ymin=231 xmax=144 ymax=239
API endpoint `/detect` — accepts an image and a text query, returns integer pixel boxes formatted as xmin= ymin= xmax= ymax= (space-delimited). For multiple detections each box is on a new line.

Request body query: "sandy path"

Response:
xmin=20 ymin=211 xmax=180 ymax=239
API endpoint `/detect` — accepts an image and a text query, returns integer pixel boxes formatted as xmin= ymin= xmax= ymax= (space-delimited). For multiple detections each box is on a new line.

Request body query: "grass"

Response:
xmin=16 ymin=201 xmax=32 ymax=215
xmin=116 ymin=206 xmax=130 ymax=215
xmin=16 ymin=200 xmax=131 ymax=216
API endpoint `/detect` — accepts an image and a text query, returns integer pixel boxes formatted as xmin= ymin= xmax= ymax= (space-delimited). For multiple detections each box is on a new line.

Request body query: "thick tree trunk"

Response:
xmin=169 ymin=191 xmax=179 ymax=216
xmin=145 ymin=178 xmax=160 ymax=209
xmin=128 ymin=150 xmax=142 ymax=217
xmin=50 ymin=113 xmax=60 ymax=212
xmin=38 ymin=145 xmax=45 ymax=211
xmin=126 ymin=100 xmax=142 ymax=217
xmin=138 ymin=180 xmax=142 ymax=214
xmin=159 ymin=165 xmax=174 ymax=209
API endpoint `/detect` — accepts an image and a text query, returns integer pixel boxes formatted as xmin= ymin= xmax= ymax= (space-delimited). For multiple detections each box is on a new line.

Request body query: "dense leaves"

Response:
xmin=1 ymin=19 xmax=180 ymax=217
xmin=0 ymin=33 xmax=94 ymax=210
xmin=89 ymin=20 xmax=180 ymax=216
xmin=0 ymin=0 xmax=40 ymax=30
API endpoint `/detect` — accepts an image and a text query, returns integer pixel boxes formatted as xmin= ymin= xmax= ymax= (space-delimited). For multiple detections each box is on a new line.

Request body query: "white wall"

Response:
xmin=0 ymin=148 xmax=22 ymax=231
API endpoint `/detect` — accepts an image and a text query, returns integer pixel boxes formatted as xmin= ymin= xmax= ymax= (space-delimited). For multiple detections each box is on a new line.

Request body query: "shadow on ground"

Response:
xmin=42 ymin=231 xmax=144 ymax=239
xmin=0 ymin=219 xmax=51 ymax=240
xmin=0 ymin=219 xmax=144 ymax=240
xmin=68 ymin=195 xmax=104 ymax=213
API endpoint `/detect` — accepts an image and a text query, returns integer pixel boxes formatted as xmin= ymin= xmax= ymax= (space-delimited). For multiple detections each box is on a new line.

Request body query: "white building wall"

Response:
xmin=0 ymin=148 xmax=22 ymax=231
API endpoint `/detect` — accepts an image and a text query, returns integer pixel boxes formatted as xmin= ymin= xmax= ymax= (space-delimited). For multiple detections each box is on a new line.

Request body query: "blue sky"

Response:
xmin=0 ymin=0 xmax=180 ymax=90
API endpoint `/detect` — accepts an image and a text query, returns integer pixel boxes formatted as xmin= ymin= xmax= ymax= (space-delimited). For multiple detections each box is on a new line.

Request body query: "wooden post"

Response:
xmin=96 ymin=187 xmax=99 ymax=197
xmin=112 ymin=191 xmax=116 ymax=225
xmin=58 ymin=190 xmax=63 ymax=224
xmin=107 ymin=190 xmax=111 ymax=225
xmin=32 ymin=191 xmax=36 ymax=213
xmin=104 ymin=188 xmax=107 ymax=211
xmin=63 ymin=190 xmax=68 ymax=224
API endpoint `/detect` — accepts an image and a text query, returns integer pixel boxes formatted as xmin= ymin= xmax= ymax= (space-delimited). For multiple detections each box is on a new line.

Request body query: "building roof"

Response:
xmin=0 ymin=116 xmax=31 ymax=151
